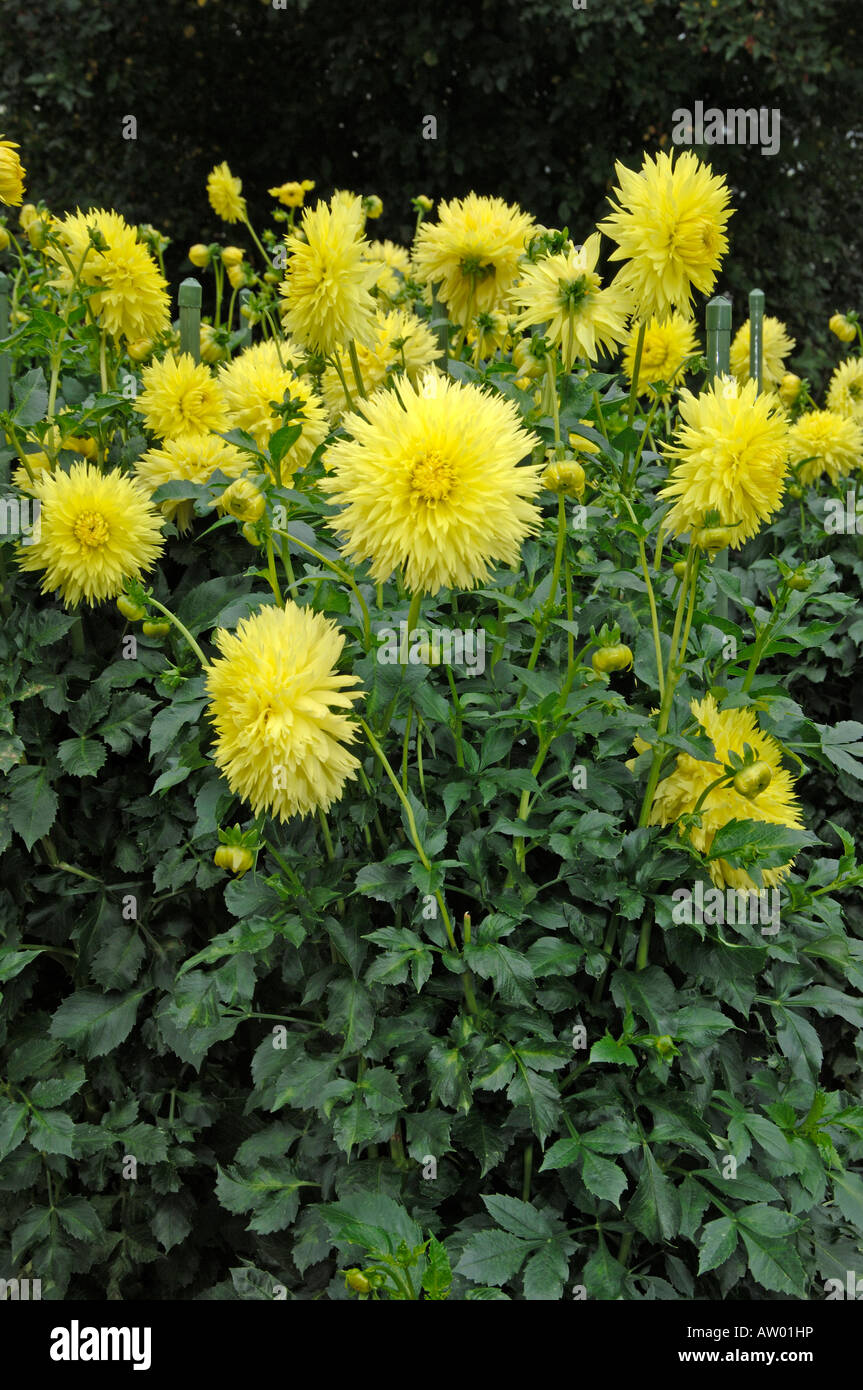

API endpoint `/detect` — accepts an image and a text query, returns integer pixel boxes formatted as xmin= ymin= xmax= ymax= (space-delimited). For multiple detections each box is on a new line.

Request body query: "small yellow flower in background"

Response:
xmin=0 ymin=227 xmax=9 ymax=251
xmin=189 ymin=243 xmax=211 ymax=267
xmin=414 ymin=195 xmax=434 ymax=213
xmin=826 ymin=357 xmax=863 ymax=426
xmin=648 ymin=694 xmax=805 ymax=891
xmin=225 ymin=262 xmax=248 ymax=291
xmin=268 ymin=179 xmax=315 ymax=209
xmin=466 ymin=309 xmax=511 ymax=359
xmin=219 ymin=339 xmax=328 ymax=469
xmin=412 ymin=193 xmax=535 ymax=328
xmin=779 ymin=372 xmax=803 ymax=408
xmin=16 ymin=462 xmax=163 ymax=607
xmin=623 ymin=312 xmax=700 ymax=395
xmin=207 ymin=161 xmax=247 ymax=224
xmin=599 ymin=149 xmax=733 ymax=319
xmin=319 ymin=370 xmax=543 ymax=595
xmin=829 ymin=312 xmax=857 ymax=344
xmin=0 ymin=136 xmax=26 ymax=206
xmin=135 ymin=353 xmax=230 ymax=439
xmin=363 ymin=238 xmax=411 ymax=297
xmin=220 ymin=246 xmax=244 ymax=268
xmin=280 ymin=193 xmax=379 ymax=356
xmin=19 ymin=202 xmax=37 ymax=230
xmin=730 ymin=316 xmax=795 ymax=387
xmin=363 ymin=195 xmax=383 ymax=220
xmin=49 ymin=208 xmax=171 ymax=343
xmin=512 ymin=234 xmax=631 ymax=371
xmin=786 ymin=410 xmax=863 ymax=487
xmin=660 ymin=376 xmax=788 ymax=545
xmin=200 ymin=323 xmax=227 ymax=364
xmin=205 ymin=603 xmax=364 ymax=821
xmin=135 ymin=433 xmax=249 ymax=532
xmin=320 ymin=306 xmax=442 ymax=420
xmin=569 ymin=422 xmax=601 ymax=456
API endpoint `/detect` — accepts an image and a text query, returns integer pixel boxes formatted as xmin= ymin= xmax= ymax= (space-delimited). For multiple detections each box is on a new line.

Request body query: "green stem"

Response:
xmin=527 ymin=493 xmax=568 ymax=671
xmin=347 ymin=339 xmax=367 ymax=399
xmin=145 ymin=595 xmax=209 ymax=667
xmin=272 ymin=527 xmax=371 ymax=646
xmin=264 ymin=535 xmax=284 ymax=605
xmin=401 ymin=589 xmax=422 ymax=664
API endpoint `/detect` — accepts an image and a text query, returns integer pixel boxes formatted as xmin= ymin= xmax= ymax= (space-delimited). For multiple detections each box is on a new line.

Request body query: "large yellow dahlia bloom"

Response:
xmin=48 ymin=209 xmax=170 ymax=343
xmin=659 ymin=376 xmax=789 ymax=544
xmin=623 ymin=311 xmax=700 ymax=395
xmin=648 ymin=695 xmax=804 ymax=891
xmin=412 ymin=193 xmax=535 ymax=328
xmin=786 ymin=410 xmax=863 ymax=487
xmin=279 ymin=194 xmax=379 ymax=356
xmin=17 ymin=462 xmax=163 ymax=606
xmin=0 ymin=136 xmax=26 ymax=206
xmin=511 ymin=233 xmax=631 ymax=370
xmin=218 ymin=339 xmax=328 ymax=469
xmin=207 ymin=161 xmax=247 ymax=224
xmin=319 ymin=371 xmax=543 ymax=594
xmin=135 ymin=354 xmax=230 ymax=440
xmin=730 ymin=316 xmax=796 ymax=388
xmin=205 ymin=603 xmax=364 ymax=821
xmin=599 ymin=150 xmax=733 ymax=319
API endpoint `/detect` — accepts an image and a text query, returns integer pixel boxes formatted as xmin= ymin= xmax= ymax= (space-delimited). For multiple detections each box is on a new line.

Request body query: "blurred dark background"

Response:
xmin=2 ymin=0 xmax=861 ymax=385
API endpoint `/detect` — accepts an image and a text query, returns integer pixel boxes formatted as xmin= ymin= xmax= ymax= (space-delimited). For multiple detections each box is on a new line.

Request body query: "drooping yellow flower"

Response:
xmin=829 ymin=313 xmax=857 ymax=344
xmin=364 ymin=238 xmax=411 ymax=296
xmin=599 ymin=150 xmax=733 ymax=319
xmin=466 ymin=309 xmax=512 ymax=359
xmin=786 ymin=410 xmax=863 ymax=487
xmin=730 ymin=316 xmax=796 ymax=387
xmin=205 ymin=603 xmax=364 ymax=821
xmin=16 ymin=462 xmax=163 ymax=607
xmin=648 ymin=694 xmax=804 ymax=891
xmin=279 ymin=193 xmax=378 ymax=356
xmin=48 ymin=209 xmax=171 ymax=343
xmin=207 ymin=161 xmax=247 ymax=224
xmin=511 ymin=234 xmax=631 ymax=371
xmin=826 ymin=357 xmax=863 ymax=426
xmin=319 ymin=370 xmax=543 ymax=594
xmin=659 ymin=376 xmax=788 ymax=544
xmin=268 ymin=179 xmax=315 ymax=208
xmin=320 ymin=307 xmax=442 ymax=420
xmin=218 ymin=339 xmax=328 ymax=470
xmin=135 ymin=433 xmax=249 ymax=532
xmin=623 ymin=312 xmax=700 ymax=395
xmin=0 ymin=137 xmax=26 ymax=206
xmin=135 ymin=353 xmax=230 ymax=439
xmin=412 ymin=193 xmax=535 ymax=328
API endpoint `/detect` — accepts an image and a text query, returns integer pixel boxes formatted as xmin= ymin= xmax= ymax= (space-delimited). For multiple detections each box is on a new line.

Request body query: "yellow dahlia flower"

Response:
xmin=466 ymin=309 xmax=512 ymax=359
xmin=279 ymin=193 xmax=378 ymax=356
xmin=786 ymin=410 xmax=863 ymax=487
xmin=268 ymin=179 xmax=315 ymax=208
xmin=0 ymin=137 xmax=26 ymax=206
xmin=829 ymin=313 xmax=857 ymax=344
xmin=17 ymin=462 xmax=163 ymax=607
xmin=599 ymin=150 xmax=733 ymax=319
xmin=511 ymin=233 xmax=631 ymax=371
xmin=826 ymin=357 xmax=863 ymax=426
xmin=48 ymin=208 xmax=170 ymax=343
xmin=319 ymin=370 xmax=543 ymax=595
xmin=135 ymin=353 xmax=230 ymax=439
xmin=205 ymin=603 xmax=364 ymax=821
xmin=730 ymin=316 xmax=796 ymax=388
xmin=207 ymin=161 xmax=247 ymax=224
xmin=320 ymin=306 xmax=442 ymax=420
xmin=648 ymin=694 xmax=804 ymax=891
xmin=412 ymin=193 xmax=535 ymax=328
xmin=218 ymin=339 xmax=328 ymax=469
xmin=659 ymin=377 xmax=788 ymax=545
xmin=364 ymin=238 xmax=411 ymax=296
xmin=623 ymin=312 xmax=700 ymax=396
xmin=135 ymin=433 xmax=249 ymax=532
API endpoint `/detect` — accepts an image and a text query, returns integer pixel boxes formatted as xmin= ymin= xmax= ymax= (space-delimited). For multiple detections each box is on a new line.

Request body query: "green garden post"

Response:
xmin=0 ymin=272 xmax=10 ymax=417
xmin=237 ymin=288 xmax=252 ymax=348
xmin=178 ymin=277 xmax=201 ymax=363
xmin=706 ymin=295 xmax=732 ymax=621
xmin=749 ymin=288 xmax=765 ymax=393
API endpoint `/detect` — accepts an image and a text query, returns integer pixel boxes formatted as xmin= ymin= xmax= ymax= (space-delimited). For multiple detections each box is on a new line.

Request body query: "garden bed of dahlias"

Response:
xmin=1 ymin=135 xmax=863 ymax=1301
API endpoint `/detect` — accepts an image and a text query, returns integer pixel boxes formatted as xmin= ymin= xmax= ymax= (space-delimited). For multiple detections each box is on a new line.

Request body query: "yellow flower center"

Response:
xmin=410 ymin=451 xmax=456 ymax=503
xmin=73 ymin=510 xmax=110 ymax=548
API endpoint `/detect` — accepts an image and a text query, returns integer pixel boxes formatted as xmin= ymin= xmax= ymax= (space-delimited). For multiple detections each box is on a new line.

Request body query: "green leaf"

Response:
xmin=540 ymin=1136 xmax=582 ymax=1172
xmin=325 ymin=977 xmax=374 ymax=1052
xmin=421 ymin=1233 xmax=453 ymax=1300
xmin=49 ymin=988 xmax=146 ymax=1058
xmin=0 ymin=1099 xmax=29 ymax=1161
xmin=626 ymin=1148 xmax=681 ymax=1242
xmin=506 ymin=1066 xmax=559 ymax=1144
xmin=29 ymin=1107 xmax=77 ymax=1157
xmin=589 ymin=1033 xmax=637 ymax=1066
xmin=708 ymin=819 xmax=819 ymax=876
xmin=464 ymin=939 xmax=533 ymax=1003
xmin=13 ymin=366 xmax=49 ymax=426
xmin=831 ymin=1171 xmax=863 ymax=1233
xmin=455 ymin=1229 xmax=530 ymax=1286
xmin=152 ymin=1198 xmax=193 ymax=1252
xmin=56 ymin=1197 xmax=104 ymax=1244
xmin=739 ymin=1228 xmax=807 ymax=1296
xmin=698 ymin=1217 xmax=738 ymax=1274
xmin=8 ymin=764 xmax=58 ymax=849
xmin=581 ymin=1150 xmax=628 ymax=1208
xmin=522 ymin=1241 xmax=571 ymax=1300
xmin=482 ymin=1193 xmax=555 ymax=1239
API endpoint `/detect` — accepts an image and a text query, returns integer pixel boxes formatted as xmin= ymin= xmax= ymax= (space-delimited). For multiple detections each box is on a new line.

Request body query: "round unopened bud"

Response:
xmin=542 ymin=458 xmax=585 ymax=499
xmin=0 ymin=227 xmax=10 ymax=251
xmin=214 ymin=845 xmax=254 ymax=876
xmin=220 ymin=245 xmax=244 ymax=268
xmin=219 ymin=478 xmax=266 ymax=522
xmin=829 ymin=313 xmax=857 ymax=344
xmin=188 ymin=243 xmax=210 ymax=268
xmin=779 ymin=371 xmax=802 ymax=407
xmin=733 ymin=761 xmax=772 ymax=798
xmin=695 ymin=525 xmax=736 ymax=552
xmin=142 ymin=620 xmax=171 ymax=638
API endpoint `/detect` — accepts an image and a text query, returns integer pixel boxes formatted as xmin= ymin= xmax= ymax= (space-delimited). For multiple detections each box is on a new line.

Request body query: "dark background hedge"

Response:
xmin=2 ymin=0 xmax=862 ymax=385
